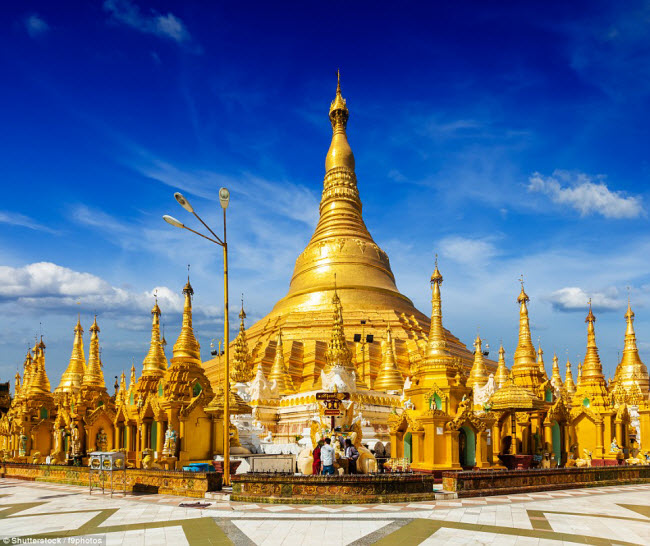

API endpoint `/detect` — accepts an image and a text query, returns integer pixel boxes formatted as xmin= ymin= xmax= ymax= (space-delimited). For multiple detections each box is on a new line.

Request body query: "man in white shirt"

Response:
xmin=320 ymin=438 xmax=336 ymax=475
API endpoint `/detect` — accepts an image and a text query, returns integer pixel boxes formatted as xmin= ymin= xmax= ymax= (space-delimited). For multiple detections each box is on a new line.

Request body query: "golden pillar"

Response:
xmin=445 ymin=429 xmax=461 ymax=468
xmin=411 ymin=430 xmax=424 ymax=465
xmin=156 ymin=421 xmax=164 ymax=455
xmin=596 ymin=421 xmax=605 ymax=458
xmin=543 ymin=421 xmax=553 ymax=452
xmin=125 ymin=425 xmax=132 ymax=453
xmin=492 ymin=423 xmax=501 ymax=456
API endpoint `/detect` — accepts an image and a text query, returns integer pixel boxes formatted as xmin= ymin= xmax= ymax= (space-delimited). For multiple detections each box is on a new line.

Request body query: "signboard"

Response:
xmin=324 ymin=409 xmax=342 ymax=416
xmin=316 ymin=392 xmax=350 ymax=401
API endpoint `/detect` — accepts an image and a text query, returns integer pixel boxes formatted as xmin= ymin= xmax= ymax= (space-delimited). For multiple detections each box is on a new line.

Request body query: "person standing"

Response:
xmin=312 ymin=439 xmax=323 ymax=475
xmin=321 ymin=438 xmax=335 ymax=475
xmin=345 ymin=438 xmax=359 ymax=474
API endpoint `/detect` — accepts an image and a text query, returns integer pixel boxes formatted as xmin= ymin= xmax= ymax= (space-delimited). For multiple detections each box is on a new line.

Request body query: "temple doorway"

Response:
xmin=459 ymin=426 xmax=476 ymax=468
xmin=552 ymin=422 xmax=562 ymax=466
xmin=404 ymin=432 xmax=412 ymax=463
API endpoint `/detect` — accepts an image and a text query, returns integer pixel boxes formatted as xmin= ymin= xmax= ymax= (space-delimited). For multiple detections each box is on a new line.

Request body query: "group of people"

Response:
xmin=312 ymin=436 xmax=359 ymax=475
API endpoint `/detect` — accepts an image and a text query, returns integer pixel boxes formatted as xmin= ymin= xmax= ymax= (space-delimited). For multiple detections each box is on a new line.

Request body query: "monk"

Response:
xmin=312 ymin=440 xmax=324 ymax=475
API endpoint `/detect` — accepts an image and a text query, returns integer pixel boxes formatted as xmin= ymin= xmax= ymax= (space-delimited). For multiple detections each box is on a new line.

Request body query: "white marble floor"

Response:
xmin=0 ymin=479 xmax=648 ymax=545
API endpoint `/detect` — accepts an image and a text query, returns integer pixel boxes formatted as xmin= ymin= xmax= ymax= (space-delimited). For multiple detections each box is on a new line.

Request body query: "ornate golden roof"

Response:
xmin=494 ymin=343 xmax=509 ymax=388
xmin=374 ymin=325 xmax=404 ymax=391
xmin=230 ymin=300 xmax=254 ymax=383
xmin=55 ymin=318 xmax=86 ymax=393
xmin=142 ymin=299 xmax=168 ymax=376
xmin=172 ymin=280 xmax=201 ymax=366
xmin=489 ymin=375 xmax=545 ymax=410
xmin=268 ymin=329 xmax=295 ymax=395
xmin=512 ymin=281 xmax=540 ymax=389
xmin=467 ymin=335 xmax=488 ymax=390
xmin=613 ymin=302 xmax=649 ymax=394
xmin=81 ymin=316 xmax=105 ymax=390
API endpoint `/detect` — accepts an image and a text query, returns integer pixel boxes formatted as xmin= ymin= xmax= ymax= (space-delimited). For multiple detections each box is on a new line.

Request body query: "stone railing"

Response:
xmin=442 ymin=465 xmax=650 ymax=497
xmin=231 ymin=472 xmax=438 ymax=504
xmin=0 ymin=462 xmax=221 ymax=498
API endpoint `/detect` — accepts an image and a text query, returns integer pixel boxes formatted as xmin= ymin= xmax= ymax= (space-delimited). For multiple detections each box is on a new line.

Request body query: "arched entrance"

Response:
xmin=459 ymin=425 xmax=476 ymax=468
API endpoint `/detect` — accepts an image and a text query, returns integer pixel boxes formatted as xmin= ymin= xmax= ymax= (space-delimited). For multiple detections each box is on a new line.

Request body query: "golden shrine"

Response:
xmin=0 ymin=74 xmax=649 ymax=478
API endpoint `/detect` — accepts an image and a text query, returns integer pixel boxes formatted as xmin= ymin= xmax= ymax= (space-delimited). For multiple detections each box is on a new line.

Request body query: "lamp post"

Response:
xmin=163 ymin=188 xmax=232 ymax=486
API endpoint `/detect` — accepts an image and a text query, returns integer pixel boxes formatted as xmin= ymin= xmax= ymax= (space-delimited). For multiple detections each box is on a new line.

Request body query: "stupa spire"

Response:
xmin=55 ymin=318 xmax=86 ymax=393
xmin=551 ymin=353 xmax=564 ymax=390
xmin=537 ymin=343 xmax=549 ymax=383
xmin=268 ymin=329 xmax=295 ymax=394
xmin=231 ymin=296 xmax=254 ymax=383
xmin=82 ymin=316 xmax=105 ymax=389
xmin=512 ymin=278 xmax=539 ymax=389
xmin=426 ymin=255 xmax=450 ymax=359
xmin=172 ymin=277 xmax=201 ymax=365
xmin=142 ymin=297 xmax=168 ymax=376
xmin=564 ymin=358 xmax=576 ymax=398
xmin=494 ymin=343 xmax=509 ymax=388
xmin=614 ymin=301 xmax=649 ymax=394
xmin=29 ymin=337 xmax=51 ymax=395
xmin=573 ymin=301 xmax=609 ymax=409
xmin=374 ymin=325 xmax=404 ymax=392
xmin=273 ymin=72 xmax=408 ymax=317
xmin=467 ymin=334 xmax=488 ymax=390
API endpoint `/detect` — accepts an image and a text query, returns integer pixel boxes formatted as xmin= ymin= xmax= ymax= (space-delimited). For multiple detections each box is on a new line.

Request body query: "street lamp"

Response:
xmin=163 ymin=189 xmax=232 ymax=487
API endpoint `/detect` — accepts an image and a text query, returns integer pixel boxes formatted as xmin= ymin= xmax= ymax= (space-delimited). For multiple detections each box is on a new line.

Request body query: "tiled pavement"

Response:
xmin=0 ymin=478 xmax=648 ymax=545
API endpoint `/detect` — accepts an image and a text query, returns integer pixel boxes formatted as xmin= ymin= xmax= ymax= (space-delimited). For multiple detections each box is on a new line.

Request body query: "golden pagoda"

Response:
xmin=204 ymin=74 xmax=491 ymax=391
xmin=511 ymin=282 xmax=541 ymax=390
xmin=494 ymin=343 xmax=509 ymax=388
xmin=374 ymin=325 xmax=404 ymax=392
xmin=612 ymin=302 xmax=649 ymax=396
xmin=467 ymin=335 xmax=488 ymax=391
xmin=572 ymin=302 xmax=609 ymax=411
xmin=55 ymin=318 xmax=86 ymax=395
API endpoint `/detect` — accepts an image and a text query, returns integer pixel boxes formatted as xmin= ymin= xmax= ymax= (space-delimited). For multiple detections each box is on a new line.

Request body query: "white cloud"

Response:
xmin=0 ymin=262 xmax=218 ymax=320
xmin=528 ymin=170 xmax=643 ymax=219
xmin=546 ymin=286 xmax=625 ymax=313
xmin=103 ymin=0 xmax=191 ymax=44
xmin=24 ymin=14 xmax=49 ymax=38
xmin=0 ymin=211 xmax=56 ymax=233
xmin=438 ymin=236 xmax=500 ymax=265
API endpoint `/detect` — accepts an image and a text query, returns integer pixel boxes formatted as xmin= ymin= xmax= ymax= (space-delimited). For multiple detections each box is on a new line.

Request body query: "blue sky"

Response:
xmin=1 ymin=1 xmax=649 ymax=389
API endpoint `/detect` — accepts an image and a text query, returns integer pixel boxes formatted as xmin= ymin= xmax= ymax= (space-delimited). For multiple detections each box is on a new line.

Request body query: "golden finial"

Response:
xmin=430 ymin=253 xmax=443 ymax=284
xmin=326 ymin=69 xmax=354 ymax=171
xmin=517 ymin=274 xmax=529 ymax=304
xmin=239 ymin=293 xmax=246 ymax=320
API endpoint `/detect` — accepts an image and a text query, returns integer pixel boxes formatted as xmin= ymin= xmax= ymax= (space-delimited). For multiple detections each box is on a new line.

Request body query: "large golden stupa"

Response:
xmin=204 ymin=74 xmax=495 ymax=390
